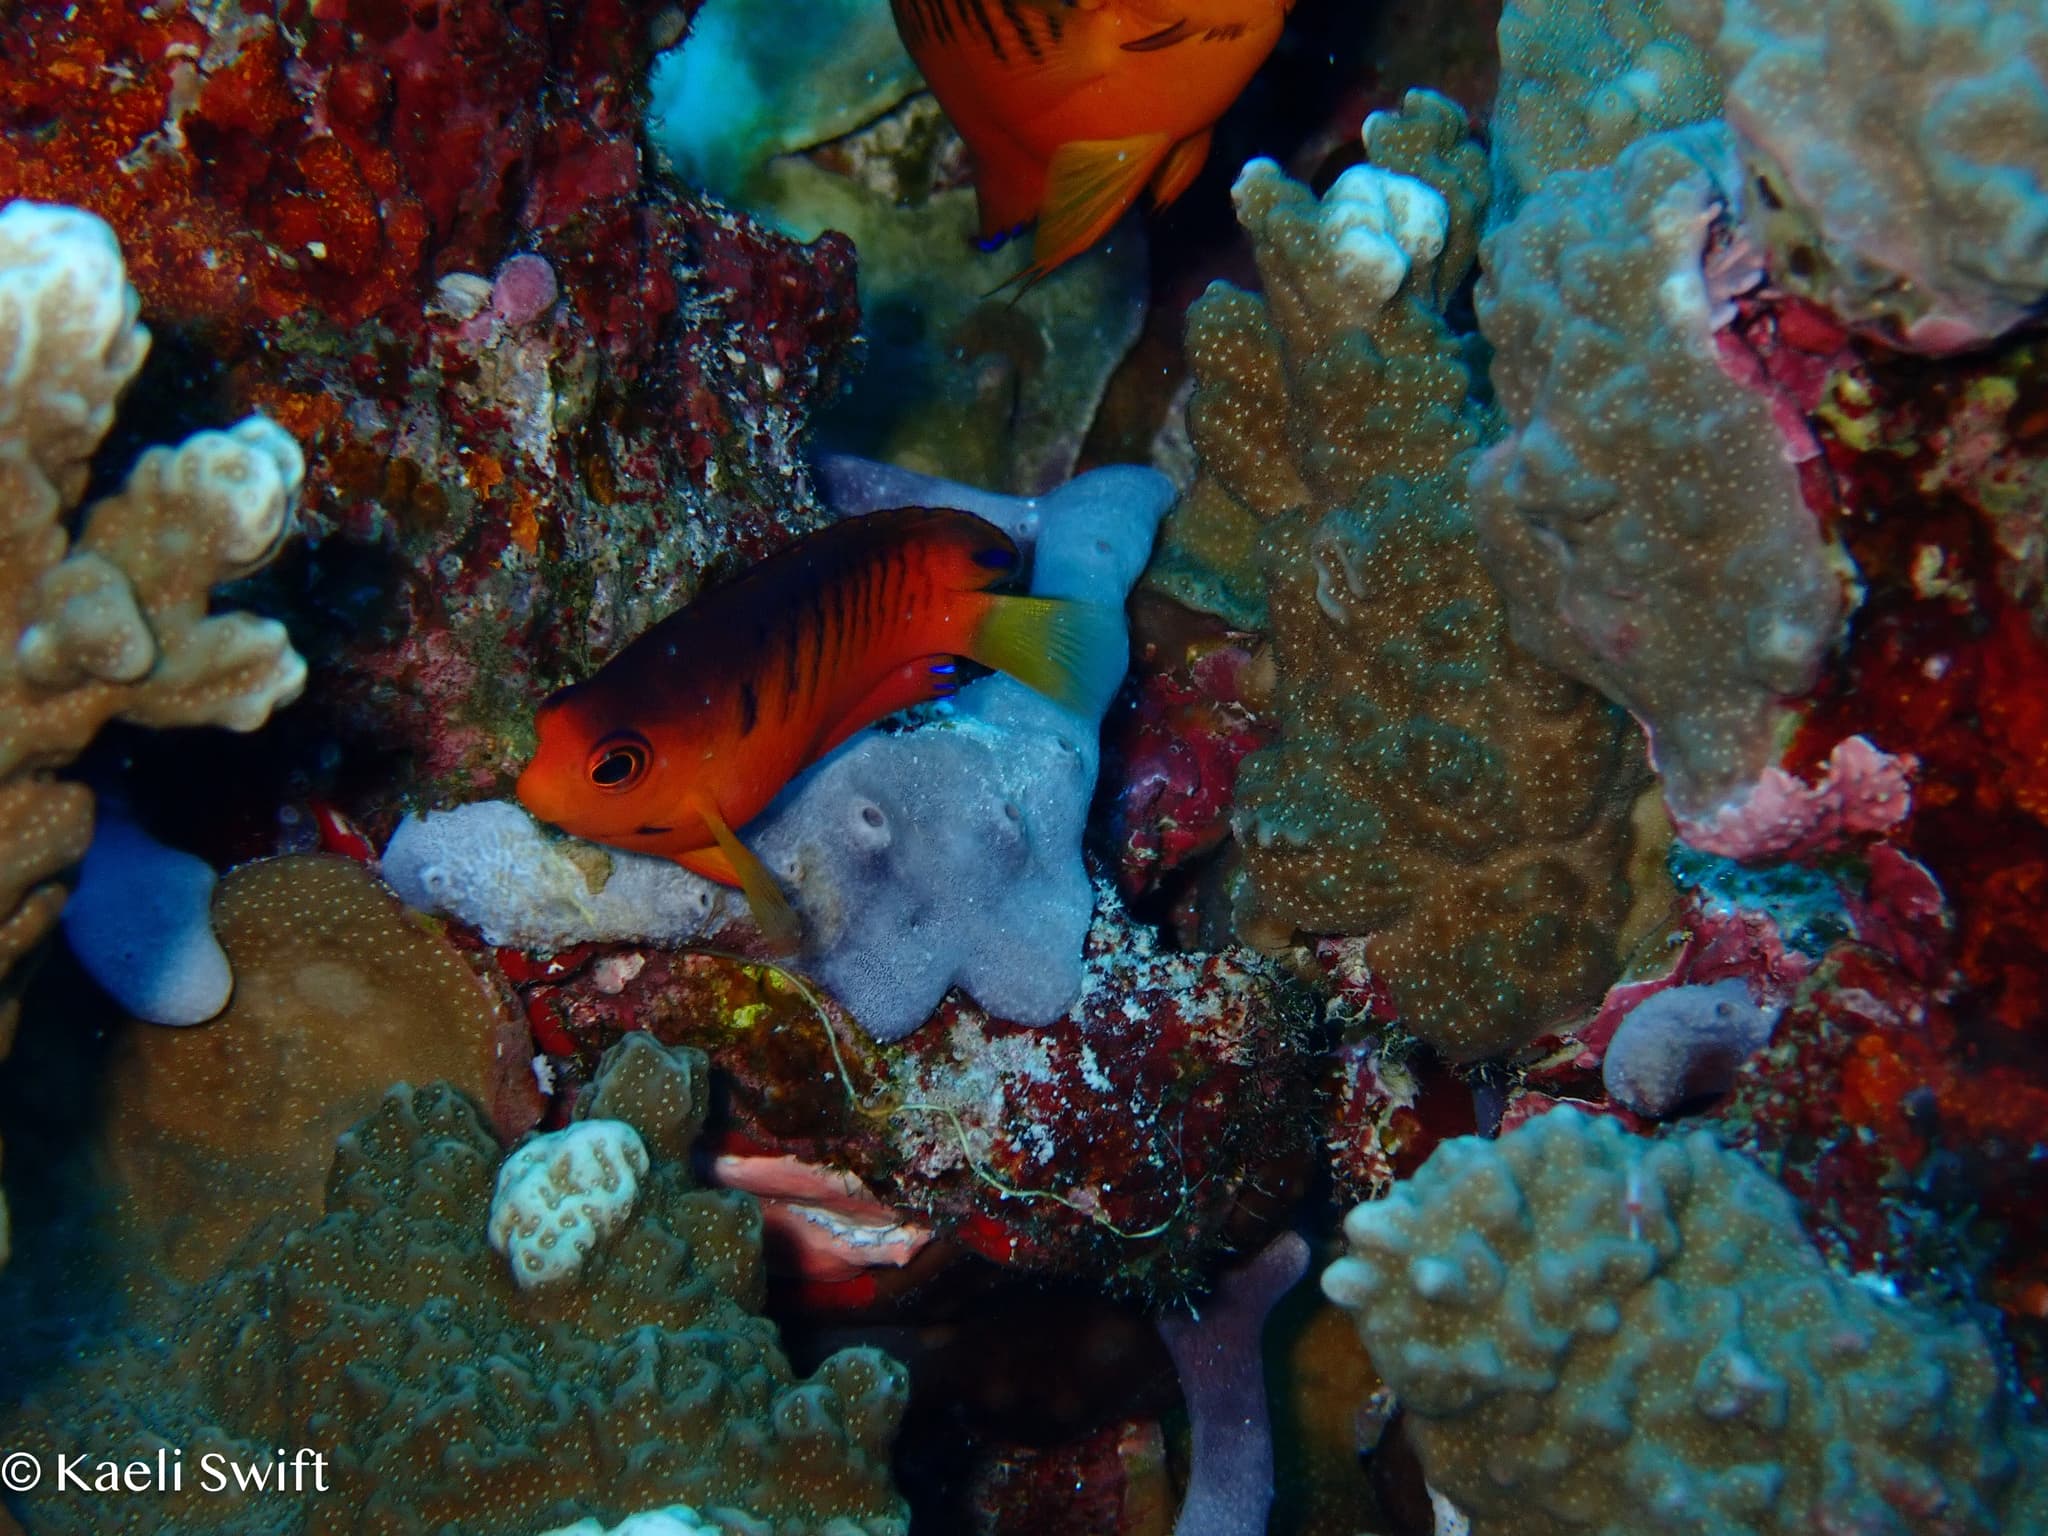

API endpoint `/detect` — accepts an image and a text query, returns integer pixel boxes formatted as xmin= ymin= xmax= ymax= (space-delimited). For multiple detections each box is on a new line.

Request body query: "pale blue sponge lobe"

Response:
xmin=62 ymin=801 xmax=231 ymax=1026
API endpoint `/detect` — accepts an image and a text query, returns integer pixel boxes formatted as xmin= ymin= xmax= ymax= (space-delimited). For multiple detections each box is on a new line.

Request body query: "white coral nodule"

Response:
xmin=487 ymin=1120 xmax=650 ymax=1289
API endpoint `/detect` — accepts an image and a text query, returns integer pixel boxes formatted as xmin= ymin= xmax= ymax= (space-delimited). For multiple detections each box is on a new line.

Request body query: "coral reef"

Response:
xmin=1163 ymin=96 xmax=1645 ymax=1062
xmin=389 ymin=459 xmax=1174 ymax=1042
xmin=1667 ymin=0 xmax=2048 ymax=352
xmin=1470 ymin=124 xmax=1847 ymax=827
xmin=98 ymin=854 xmax=537 ymax=1284
xmin=4 ymin=0 xmax=869 ymax=824
xmin=1490 ymin=0 xmax=1721 ymax=207
xmin=60 ymin=798 xmax=229 ymax=1026
xmin=489 ymin=1119 xmax=650 ymax=1289
xmin=1323 ymin=1106 xmax=2048 ymax=1536
xmin=0 ymin=198 xmax=304 ymax=1265
xmin=12 ymin=1033 xmax=911 ymax=1534
xmin=648 ymin=3 xmax=1149 ymax=493
xmin=480 ymin=882 xmax=1317 ymax=1302
xmin=0 ymin=0 xmax=652 ymax=338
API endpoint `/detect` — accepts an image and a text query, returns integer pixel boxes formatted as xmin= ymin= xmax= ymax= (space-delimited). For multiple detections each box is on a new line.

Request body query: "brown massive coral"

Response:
xmin=11 ymin=1034 xmax=910 ymax=1535
xmin=99 ymin=854 xmax=539 ymax=1284
xmin=1158 ymin=95 xmax=1645 ymax=1063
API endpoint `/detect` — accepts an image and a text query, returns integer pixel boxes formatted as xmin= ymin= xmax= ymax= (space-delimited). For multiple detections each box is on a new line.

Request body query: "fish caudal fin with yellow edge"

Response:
xmin=693 ymin=796 xmax=802 ymax=957
xmin=967 ymin=594 xmax=1129 ymax=718
xmin=1022 ymin=134 xmax=1172 ymax=286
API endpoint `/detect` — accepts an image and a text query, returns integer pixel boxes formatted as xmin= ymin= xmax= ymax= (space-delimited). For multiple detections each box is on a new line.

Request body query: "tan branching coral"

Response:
xmin=1164 ymin=95 xmax=1646 ymax=1062
xmin=1470 ymin=126 xmax=1847 ymax=824
xmin=1667 ymin=0 xmax=2048 ymax=351
xmin=0 ymin=199 xmax=306 ymax=1264
xmin=1492 ymin=0 xmax=1721 ymax=207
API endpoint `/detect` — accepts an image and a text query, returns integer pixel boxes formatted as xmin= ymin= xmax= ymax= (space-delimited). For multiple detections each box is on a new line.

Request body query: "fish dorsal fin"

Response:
xmin=1023 ymin=133 xmax=1172 ymax=285
xmin=693 ymin=796 xmax=802 ymax=956
xmin=965 ymin=593 xmax=1129 ymax=718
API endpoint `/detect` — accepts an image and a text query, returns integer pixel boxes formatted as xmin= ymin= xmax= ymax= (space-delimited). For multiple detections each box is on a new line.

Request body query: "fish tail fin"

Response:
xmin=1020 ymin=133 xmax=1172 ymax=285
xmin=967 ymin=594 xmax=1128 ymax=718
xmin=693 ymin=797 xmax=802 ymax=957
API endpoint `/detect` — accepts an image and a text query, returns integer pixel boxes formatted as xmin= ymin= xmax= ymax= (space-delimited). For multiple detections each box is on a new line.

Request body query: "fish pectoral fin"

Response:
xmin=692 ymin=798 xmax=802 ymax=956
xmin=1023 ymin=134 xmax=1172 ymax=284
xmin=967 ymin=594 xmax=1129 ymax=718
xmin=1150 ymin=128 xmax=1213 ymax=209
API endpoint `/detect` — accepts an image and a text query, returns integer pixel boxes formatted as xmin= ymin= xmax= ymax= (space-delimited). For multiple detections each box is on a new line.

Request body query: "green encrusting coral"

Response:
xmin=8 ymin=1035 xmax=910 ymax=1535
xmin=1154 ymin=94 xmax=1647 ymax=1063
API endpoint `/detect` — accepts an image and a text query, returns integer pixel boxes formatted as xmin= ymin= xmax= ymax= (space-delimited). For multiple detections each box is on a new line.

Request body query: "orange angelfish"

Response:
xmin=515 ymin=508 xmax=1125 ymax=953
xmin=892 ymin=0 xmax=1294 ymax=285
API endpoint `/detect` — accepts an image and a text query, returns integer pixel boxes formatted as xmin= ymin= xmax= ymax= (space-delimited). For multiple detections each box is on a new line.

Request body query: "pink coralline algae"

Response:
xmin=1673 ymin=734 xmax=1915 ymax=862
xmin=1107 ymin=637 xmax=1272 ymax=903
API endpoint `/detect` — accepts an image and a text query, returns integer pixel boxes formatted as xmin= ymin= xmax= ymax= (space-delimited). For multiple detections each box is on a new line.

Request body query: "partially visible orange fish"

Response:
xmin=515 ymin=508 xmax=1124 ymax=952
xmin=892 ymin=0 xmax=1293 ymax=285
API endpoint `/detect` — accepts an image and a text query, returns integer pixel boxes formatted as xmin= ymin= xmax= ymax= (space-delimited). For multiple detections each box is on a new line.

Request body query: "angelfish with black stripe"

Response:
xmin=516 ymin=507 xmax=1126 ymax=953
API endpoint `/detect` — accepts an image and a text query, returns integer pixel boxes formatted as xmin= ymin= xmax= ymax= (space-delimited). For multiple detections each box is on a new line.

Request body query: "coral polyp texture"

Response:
xmin=1666 ymin=0 xmax=2048 ymax=352
xmin=488 ymin=1118 xmax=650 ymax=1289
xmin=1470 ymin=124 xmax=1848 ymax=828
xmin=1164 ymin=94 xmax=1645 ymax=1062
xmin=0 ymin=202 xmax=304 ymax=1005
xmin=99 ymin=853 xmax=538 ymax=1285
xmin=1323 ymin=1107 xmax=2048 ymax=1536
xmin=0 ymin=198 xmax=304 ymax=1264
xmin=1491 ymin=0 xmax=1721 ymax=207
xmin=11 ymin=1034 xmax=912 ymax=1535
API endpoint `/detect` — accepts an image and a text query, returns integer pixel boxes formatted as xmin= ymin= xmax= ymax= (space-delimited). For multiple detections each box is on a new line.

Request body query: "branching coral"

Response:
xmin=1164 ymin=95 xmax=1645 ymax=1062
xmin=12 ymin=1034 xmax=911 ymax=1534
xmin=1493 ymin=0 xmax=1722 ymax=206
xmin=1324 ymin=1106 xmax=2048 ymax=1535
xmin=1470 ymin=125 xmax=1849 ymax=828
xmin=1666 ymin=0 xmax=2048 ymax=352
xmin=0 ymin=198 xmax=305 ymax=1263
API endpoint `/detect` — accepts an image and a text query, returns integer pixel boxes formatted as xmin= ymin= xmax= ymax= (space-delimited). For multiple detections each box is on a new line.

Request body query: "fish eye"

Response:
xmin=587 ymin=733 xmax=651 ymax=791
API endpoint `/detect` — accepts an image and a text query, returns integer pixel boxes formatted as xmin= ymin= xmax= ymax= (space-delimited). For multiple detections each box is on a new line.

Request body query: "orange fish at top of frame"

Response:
xmin=892 ymin=0 xmax=1294 ymax=285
